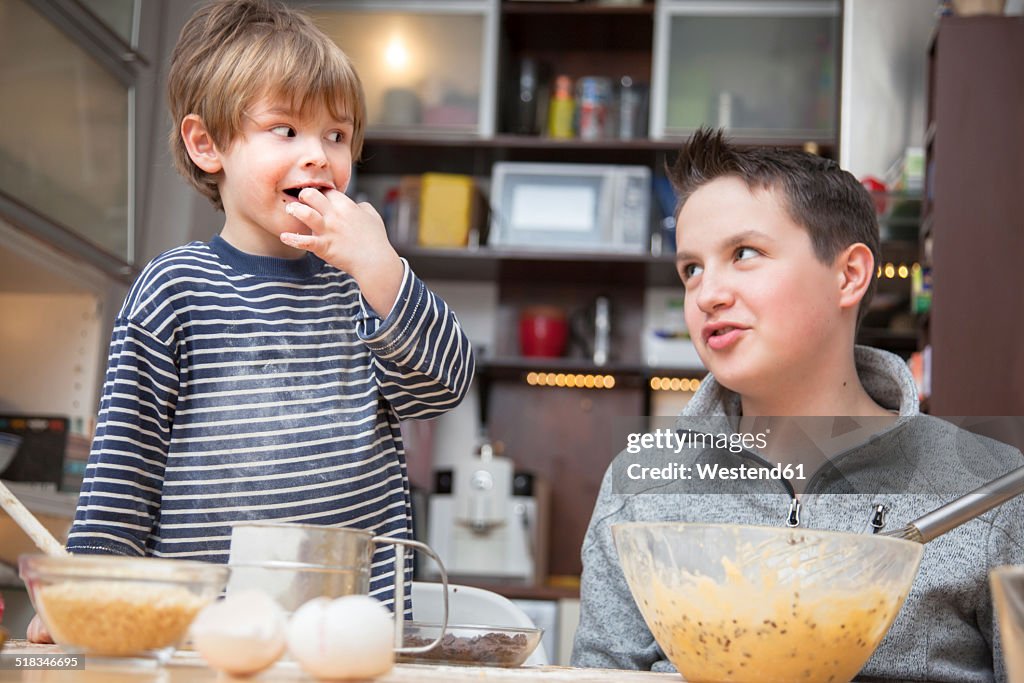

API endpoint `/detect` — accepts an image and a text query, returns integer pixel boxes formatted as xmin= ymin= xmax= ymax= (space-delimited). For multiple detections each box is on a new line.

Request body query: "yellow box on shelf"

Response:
xmin=418 ymin=173 xmax=477 ymax=248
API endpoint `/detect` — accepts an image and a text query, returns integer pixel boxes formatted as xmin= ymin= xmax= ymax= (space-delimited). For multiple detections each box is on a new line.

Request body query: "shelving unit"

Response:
xmin=351 ymin=0 xmax=849 ymax=578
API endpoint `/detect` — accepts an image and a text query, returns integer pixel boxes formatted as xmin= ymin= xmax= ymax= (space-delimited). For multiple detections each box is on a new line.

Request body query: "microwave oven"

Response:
xmin=488 ymin=162 xmax=651 ymax=253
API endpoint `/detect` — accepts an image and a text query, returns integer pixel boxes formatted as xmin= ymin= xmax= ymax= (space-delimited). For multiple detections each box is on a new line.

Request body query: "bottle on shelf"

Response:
xmin=576 ymin=76 xmax=612 ymax=141
xmin=547 ymin=75 xmax=575 ymax=139
xmin=616 ymin=75 xmax=647 ymax=140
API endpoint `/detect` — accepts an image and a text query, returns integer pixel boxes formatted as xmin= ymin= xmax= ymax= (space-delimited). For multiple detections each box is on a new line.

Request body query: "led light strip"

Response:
xmin=649 ymin=377 xmax=703 ymax=392
xmin=526 ymin=372 xmax=616 ymax=389
xmin=876 ymin=262 xmax=921 ymax=280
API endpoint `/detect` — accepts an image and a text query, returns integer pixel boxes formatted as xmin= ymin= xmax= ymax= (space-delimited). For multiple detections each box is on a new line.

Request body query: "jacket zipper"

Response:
xmin=786 ymin=498 xmax=801 ymax=527
xmin=870 ymin=504 xmax=889 ymax=532
xmin=701 ymin=433 xmax=883 ymax=530
xmin=696 ymin=434 xmax=800 ymax=526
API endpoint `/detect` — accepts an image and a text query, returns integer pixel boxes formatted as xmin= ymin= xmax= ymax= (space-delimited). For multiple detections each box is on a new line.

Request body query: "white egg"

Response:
xmin=287 ymin=595 xmax=395 ymax=680
xmin=190 ymin=589 xmax=287 ymax=676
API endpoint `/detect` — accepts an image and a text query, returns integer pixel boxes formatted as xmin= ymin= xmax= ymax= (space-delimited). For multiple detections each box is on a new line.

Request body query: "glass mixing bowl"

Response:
xmin=612 ymin=522 xmax=923 ymax=683
xmin=991 ymin=565 xmax=1024 ymax=683
xmin=19 ymin=554 xmax=229 ymax=663
xmin=397 ymin=622 xmax=543 ymax=667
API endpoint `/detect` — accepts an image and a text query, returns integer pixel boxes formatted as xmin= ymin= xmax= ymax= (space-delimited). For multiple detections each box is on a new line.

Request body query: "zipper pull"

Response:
xmin=786 ymin=498 xmax=801 ymax=527
xmin=870 ymin=504 xmax=889 ymax=533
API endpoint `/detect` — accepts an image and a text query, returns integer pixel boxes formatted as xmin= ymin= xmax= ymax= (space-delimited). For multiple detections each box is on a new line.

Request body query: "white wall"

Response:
xmin=0 ymin=219 xmax=126 ymax=434
xmin=0 ymin=293 xmax=104 ymax=433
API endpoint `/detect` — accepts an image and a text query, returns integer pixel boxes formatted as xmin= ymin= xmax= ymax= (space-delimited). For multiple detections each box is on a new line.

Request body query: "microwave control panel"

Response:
xmin=613 ymin=167 xmax=651 ymax=248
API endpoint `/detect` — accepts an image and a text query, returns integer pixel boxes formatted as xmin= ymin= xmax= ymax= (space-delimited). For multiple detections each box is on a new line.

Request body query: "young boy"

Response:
xmin=571 ymin=129 xmax=1024 ymax=681
xmin=28 ymin=0 xmax=473 ymax=640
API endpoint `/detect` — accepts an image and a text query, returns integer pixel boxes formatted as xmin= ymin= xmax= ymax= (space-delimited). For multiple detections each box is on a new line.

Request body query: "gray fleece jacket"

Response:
xmin=571 ymin=346 xmax=1024 ymax=682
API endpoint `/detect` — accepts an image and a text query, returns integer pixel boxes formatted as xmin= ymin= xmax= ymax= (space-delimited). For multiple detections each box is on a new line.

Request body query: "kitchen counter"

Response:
xmin=0 ymin=642 xmax=945 ymax=682
xmin=0 ymin=642 xmax=677 ymax=682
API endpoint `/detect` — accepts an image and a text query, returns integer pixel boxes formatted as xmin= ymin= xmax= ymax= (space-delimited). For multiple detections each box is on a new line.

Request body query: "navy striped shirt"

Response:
xmin=67 ymin=236 xmax=474 ymax=611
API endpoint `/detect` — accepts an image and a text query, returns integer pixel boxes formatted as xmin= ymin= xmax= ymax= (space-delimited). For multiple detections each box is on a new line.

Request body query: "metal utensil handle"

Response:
xmin=912 ymin=465 xmax=1024 ymax=543
xmin=372 ymin=536 xmax=449 ymax=654
xmin=0 ymin=481 xmax=67 ymax=557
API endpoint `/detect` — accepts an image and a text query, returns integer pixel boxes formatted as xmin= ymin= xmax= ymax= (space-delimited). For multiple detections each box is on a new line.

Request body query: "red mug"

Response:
xmin=519 ymin=307 xmax=568 ymax=358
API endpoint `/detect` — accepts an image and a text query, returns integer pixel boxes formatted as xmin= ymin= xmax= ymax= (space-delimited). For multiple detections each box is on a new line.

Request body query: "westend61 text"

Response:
xmin=626 ymin=462 xmax=806 ymax=481
xmin=625 ymin=428 xmax=769 ymax=454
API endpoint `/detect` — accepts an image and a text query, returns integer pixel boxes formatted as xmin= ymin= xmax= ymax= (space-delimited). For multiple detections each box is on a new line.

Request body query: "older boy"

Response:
xmin=571 ymin=129 xmax=1024 ymax=681
xmin=28 ymin=0 xmax=473 ymax=642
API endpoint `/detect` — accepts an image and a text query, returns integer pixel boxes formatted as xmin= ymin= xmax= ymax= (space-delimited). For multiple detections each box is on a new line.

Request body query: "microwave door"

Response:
xmin=488 ymin=162 xmax=648 ymax=253
xmin=495 ymin=173 xmax=607 ymax=250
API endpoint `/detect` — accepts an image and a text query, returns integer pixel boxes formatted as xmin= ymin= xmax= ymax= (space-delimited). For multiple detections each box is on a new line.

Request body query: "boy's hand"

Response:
xmin=27 ymin=614 xmax=54 ymax=644
xmin=281 ymin=188 xmax=404 ymax=318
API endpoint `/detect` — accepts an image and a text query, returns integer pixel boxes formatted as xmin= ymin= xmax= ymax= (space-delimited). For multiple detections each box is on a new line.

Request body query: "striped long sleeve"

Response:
xmin=358 ymin=262 xmax=474 ymax=420
xmin=66 ymin=236 xmax=473 ymax=610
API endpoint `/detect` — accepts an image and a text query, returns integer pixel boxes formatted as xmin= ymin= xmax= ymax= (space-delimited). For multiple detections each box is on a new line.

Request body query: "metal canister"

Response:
xmin=576 ymin=76 xmax=611 ymax=140
xmin=617 ymin=75 xmax=647 ymax=140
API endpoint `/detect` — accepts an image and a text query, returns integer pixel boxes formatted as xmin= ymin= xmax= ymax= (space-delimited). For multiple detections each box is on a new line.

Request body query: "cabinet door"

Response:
xmin=78 ymin=0 xmax=137 ymax=46
xmin=651 ymin=0 xmax=839 ymax=141
xmin=0 ymin=0 xmax=134 ymax=266
xmin=310 ymin=1 xmax=499 ymax=137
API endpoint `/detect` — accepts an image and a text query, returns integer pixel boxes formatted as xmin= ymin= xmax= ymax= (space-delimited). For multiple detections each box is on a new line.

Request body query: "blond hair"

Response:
xmin=167 ymin=0 xmax=365 ymax=210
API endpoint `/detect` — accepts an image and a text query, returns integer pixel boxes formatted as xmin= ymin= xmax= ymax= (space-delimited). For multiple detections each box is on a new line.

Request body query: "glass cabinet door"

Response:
xmin=0 ymin=0 xmax=134 ymax=268
xmin=79 ymin=0 xmax=138 ymax=47
xmin=309 ymin=1 xmax=498 ymax=137
xmin=651 ymin=0 xmax=839 ymax=141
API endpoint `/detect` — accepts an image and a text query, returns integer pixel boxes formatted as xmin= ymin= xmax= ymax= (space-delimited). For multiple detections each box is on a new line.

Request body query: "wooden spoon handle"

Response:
xmin=0 ymin=480 xmax=68 ymax=557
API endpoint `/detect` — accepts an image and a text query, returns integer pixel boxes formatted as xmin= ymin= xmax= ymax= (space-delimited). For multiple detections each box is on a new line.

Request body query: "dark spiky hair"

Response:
xmin=667 ymin=127 xmax=881 ymax=328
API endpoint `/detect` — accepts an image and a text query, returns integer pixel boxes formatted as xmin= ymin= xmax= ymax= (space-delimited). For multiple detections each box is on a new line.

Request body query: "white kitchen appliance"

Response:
xmin=642 ymin=287 xmax=704 ymax=369
xmin=488 ymin=162 xmax=651 ymax=253
xmin=426 ymin=445 xmax=548 ymax=584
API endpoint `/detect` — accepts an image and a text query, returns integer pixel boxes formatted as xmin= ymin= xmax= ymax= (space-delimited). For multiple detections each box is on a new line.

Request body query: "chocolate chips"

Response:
xmin=400 ymin=630 xmax=532 ymax=667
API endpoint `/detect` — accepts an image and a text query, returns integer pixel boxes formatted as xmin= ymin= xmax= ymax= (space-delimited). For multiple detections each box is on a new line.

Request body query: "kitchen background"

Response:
xmin=1 ymin=0 xmax=1021 ymax=663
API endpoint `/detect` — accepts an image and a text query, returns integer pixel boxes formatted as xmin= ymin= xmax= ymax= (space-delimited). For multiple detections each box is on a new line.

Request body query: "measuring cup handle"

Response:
xmin=372 ymin=536 xmax=449 ymax=654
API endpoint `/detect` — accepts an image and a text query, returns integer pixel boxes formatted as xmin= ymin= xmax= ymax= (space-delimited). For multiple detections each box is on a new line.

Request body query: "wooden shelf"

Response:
xmin=493 ymin=134 xmax=677 ymax=151
xmin=400 ymin=245 xmax=680 ymax=287
xmin=485 ymin=356 xmax=643 ymax=371
xmin=367 ymin=133 xmax=670 ymax=150
xmin=402 ymin=243 xmax=922 ymax=288
xmin=480 ymin=356 xmax=705 ymax=382
xmin=360 ymin=133 xmax=837 ymax=176
xmin=484 ymin=356 xmax=646 ymax=376
xmin=365 ymin=132 xmax=836 ymax=154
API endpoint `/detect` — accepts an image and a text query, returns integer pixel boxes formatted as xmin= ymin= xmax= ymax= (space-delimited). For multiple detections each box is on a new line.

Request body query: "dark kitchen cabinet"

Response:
xmin=921 ymin=17 xmax=1024 ymax=415
xmin=325 ymin=1 xmax=913 ymax=579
